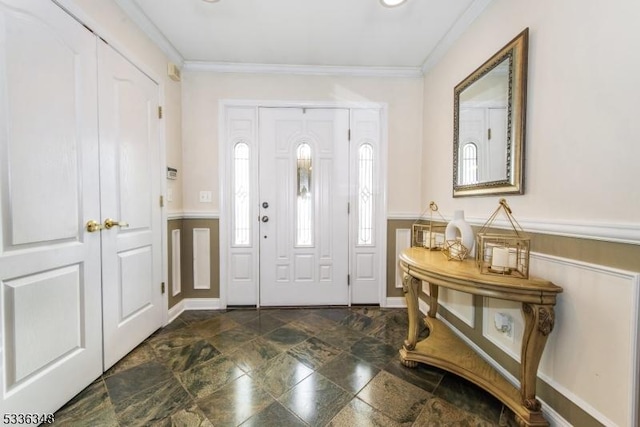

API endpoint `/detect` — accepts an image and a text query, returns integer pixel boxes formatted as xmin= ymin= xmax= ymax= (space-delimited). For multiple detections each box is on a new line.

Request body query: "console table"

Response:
xmin=398 ymin=247 xmax=562 ymax=427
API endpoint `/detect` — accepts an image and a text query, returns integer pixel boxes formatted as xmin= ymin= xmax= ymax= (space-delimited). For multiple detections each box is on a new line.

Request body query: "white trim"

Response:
xmin=385 ymin=297 xmax=407 ymax=308
xmin=387 ymin=212 xmax=421 ymax=220
xmin=167 ymin=212 xmax=183 ymax=221
xmin=421 ymin=0 xmax=496 ymax=73
xmin=111 ymin=0 xmax=184 ymax=66
xmin=416 ymin=299 xmax=571 ymax=427
xmin=181 ymin=211 xmax=220 ymax=220
xmin=464 ymin=215 xmax=640 ymax=246
xmin=167 ymin=300 xmax=185 ymax=324
xmin=183 ymin=61 xmax=422 ymax=78
xmin=388 ymin=212 xmax=640 ymax=246
xmin=167 ymin=298 xmax=224 ymax=324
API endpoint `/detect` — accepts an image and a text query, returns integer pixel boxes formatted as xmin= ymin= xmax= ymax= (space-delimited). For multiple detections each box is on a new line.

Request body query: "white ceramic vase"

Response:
xmin=445 ymin=210 xmax=475 ymax=258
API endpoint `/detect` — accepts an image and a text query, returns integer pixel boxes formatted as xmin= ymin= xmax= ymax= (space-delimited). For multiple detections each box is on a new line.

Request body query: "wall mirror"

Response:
xmin=453 ymin=28 xmax=528 ymax=197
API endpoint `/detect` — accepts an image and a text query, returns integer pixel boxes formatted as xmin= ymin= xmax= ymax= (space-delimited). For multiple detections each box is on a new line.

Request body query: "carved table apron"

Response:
xmin=398 ymin=247 xmax=562 ymax=427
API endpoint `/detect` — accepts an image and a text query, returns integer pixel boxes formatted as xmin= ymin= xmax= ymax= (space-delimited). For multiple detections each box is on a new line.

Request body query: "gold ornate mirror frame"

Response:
xmin=453 ymin=28 xmax=529 ymax=197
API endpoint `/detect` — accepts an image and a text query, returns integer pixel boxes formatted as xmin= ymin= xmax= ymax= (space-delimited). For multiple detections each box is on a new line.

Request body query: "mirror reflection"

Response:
xmin=453 ymin=28 xmax=528 ymax=197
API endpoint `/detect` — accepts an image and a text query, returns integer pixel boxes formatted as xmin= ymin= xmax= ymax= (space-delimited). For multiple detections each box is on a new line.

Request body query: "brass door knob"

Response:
xmin=104 ymin=218 xmax=129 ymax=230
xmin=86 ymin=220 xmax=104 ymax=233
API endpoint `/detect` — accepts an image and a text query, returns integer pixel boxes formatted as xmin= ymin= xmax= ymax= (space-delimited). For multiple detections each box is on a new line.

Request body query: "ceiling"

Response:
xmin=115 ymin=0 xmax=493 ymax=75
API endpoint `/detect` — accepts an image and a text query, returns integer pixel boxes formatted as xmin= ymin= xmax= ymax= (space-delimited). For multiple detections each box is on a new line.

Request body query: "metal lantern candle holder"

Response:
xmin=476 ymin=199 xmax=530 ymax=278
xmin=412 ymin=201 xmax=446 ymax=250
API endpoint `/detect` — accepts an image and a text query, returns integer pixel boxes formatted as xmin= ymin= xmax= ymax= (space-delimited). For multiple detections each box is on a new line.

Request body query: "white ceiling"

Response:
xmin=116 ymin=0 xmax=493 ymax=75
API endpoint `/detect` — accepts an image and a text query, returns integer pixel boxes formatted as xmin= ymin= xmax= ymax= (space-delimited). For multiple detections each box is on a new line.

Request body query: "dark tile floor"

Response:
xmin=53 ymin=307 xmax=516 ymax=426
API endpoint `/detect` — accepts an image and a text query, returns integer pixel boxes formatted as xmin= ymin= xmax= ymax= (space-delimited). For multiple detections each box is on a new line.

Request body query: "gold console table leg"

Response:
xmin=519 ymin=303 xmax=555 ymax=423
xmin=401 ymin=272 xmax=421 ymax=367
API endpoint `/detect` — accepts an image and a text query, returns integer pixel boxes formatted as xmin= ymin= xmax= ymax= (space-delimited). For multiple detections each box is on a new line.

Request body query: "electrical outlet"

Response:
xmin=199 ymin=191 xmax=212 ymax=203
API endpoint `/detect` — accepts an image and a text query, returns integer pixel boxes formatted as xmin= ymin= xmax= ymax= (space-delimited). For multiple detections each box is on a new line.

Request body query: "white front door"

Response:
xmin=0 ymin=0 xmax=102 ymax=414
xmin=98 ymin=41 xmax=163 ymax=370
xmin=258 ymin=108 xmax=350 ymax=306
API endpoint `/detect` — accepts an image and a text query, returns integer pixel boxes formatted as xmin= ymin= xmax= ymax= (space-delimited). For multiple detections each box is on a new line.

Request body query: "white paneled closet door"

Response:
xmin=0 ymin=0 xmax=103 ymax=415
xmin=0 ymin=0 xmax=164 ymax=415
xmin=98 ymin=41 xmax=163 ymax=371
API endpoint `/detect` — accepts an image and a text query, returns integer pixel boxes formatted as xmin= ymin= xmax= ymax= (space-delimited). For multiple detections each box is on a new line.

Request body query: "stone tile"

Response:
xmin=227 ymin=337 xmax=282 ymax=373
xmin=150 ymin=404 xmax=214 ymax=427
xmin=383 ymin=358 xmax=444 ymax=393
xmin=240 ymin=401 xmax=306 ymax=427
xmin=206 ymin=325 xmax=259 ymax=354
xmin=291 ymin=313 xmax=340 ymax=336
xmin=155 ymin=339 xmax=221 ymax=372
xmin=249 ymin=353 xmax=314 ymax=398
xmin=315 ymin=325 xmax=365 ymax=350
xmin=104 ymin=361 xmax=173 ymax=406
xmin=263 ymin=324 xmax=311 ymax=352
xmin=178 ymin=310 xmax=224 ymax=324
xmin=350 ymin=306 xmax=391 ymax=320
xmin=113 ymin=379 xmax=193 ymax=426
xmin=368 ymin=324 xmax=407 ymax=348
xmin=197 ymin=375 xmax=274 ymax=426
xmin=104 ymin=342 xmax=156 ymax=377
xmin=432 ymin=373 xmax=504 ymax=424
xmin=339 ymin=312 xmax=380 ymax=333
xmin=413 ymin=397 xmax=496 ymax=426
xmin=286 ymin=336 xmax=341 ymax=369
xmin=189 ymin=316 xmax=239 ymax=338
xmin=327 ymin=397 xmax=409 ymax=427
xmin=178 ymin=355 xmax=244 ymax=400
xmin=279 ymin=372 xmax=353 ymax=427
xmin=349 ymin=336 xmax=398 ymax=368
xmin=53 ymin=379 xmax=117 ymax=427
xmin=243 ymin=313 xmax=286 ymax=335
xmin=317 ymin=352 xmax=379 ymax=394
xmin=147 ymin=322 xmax=202 ymax=353
xmin=357 ymin=370 xmax=431 ymax=424
xmin=267 ymin=308 xmax=316 ymax=323
xmin=314 ymin=308 xmax=352 ymax=322
xmin=222 ymin=309 xmax=261 ymax=324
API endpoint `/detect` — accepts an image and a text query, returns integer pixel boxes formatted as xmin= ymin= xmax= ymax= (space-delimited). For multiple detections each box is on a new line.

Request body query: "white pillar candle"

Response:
xmin=508 ymin=249 xmax=517 ymax=269
xmin=492 ymin=247 xmax=510 ymax=270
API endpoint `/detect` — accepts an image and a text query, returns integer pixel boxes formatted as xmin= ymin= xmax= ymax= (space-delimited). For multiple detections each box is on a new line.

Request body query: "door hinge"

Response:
xmin=487 ymin=127 xmax=491 ymax=140
xmin=160 ymin=195 xmax=164 ymax=207
xmin=347 ymin=202 xmax=350 ymax=214
xmin=161 ymin=282 xmax=166 ymax=294
xmin=348 ymin=129 xmax=351 ymax=141
xmin=347 ymin=274 xmax=351 ymax=286
xmin=158 ymin=106 xmax=163 ymax=119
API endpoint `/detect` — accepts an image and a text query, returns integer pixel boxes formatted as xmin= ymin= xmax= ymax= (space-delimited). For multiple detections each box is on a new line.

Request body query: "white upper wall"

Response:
xmin=181 ymin=72 xmax=424 ymax=216
xmin=422 ymin=0 xmax=640 ymax=228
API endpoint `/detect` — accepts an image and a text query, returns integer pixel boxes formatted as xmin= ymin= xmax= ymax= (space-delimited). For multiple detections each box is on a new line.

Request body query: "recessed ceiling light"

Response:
xmin=202 ymin=0 xmax=220 ymax=3
xmin=380 ymin=0 xmax=408 ymax=7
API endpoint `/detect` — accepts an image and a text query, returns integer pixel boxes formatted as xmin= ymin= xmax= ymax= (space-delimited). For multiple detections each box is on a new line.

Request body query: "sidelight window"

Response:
xmin=233 ymin=142 xmax=251 ymax=246
xmin=358 ymin=143 xmax=374 ymax=245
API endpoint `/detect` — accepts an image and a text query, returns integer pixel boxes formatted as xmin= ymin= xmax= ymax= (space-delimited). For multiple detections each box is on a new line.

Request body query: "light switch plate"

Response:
xmin=199 ymin=191 xmax=212 ymax=203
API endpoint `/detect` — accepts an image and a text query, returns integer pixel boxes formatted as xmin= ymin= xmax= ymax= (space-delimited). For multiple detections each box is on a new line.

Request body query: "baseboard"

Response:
xmin=385 ymin=297 xmax=407 ymax=308
xmin=417 ymin=297 xmax=571 ymax=427
xmin=166 ymin=298 xmax=223 ymax=324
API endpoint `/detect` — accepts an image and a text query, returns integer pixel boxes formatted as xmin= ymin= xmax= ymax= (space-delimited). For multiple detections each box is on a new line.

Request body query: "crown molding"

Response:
xmin=421 ymin=0 xmax=495 ymax=74
xmin=183 ymin=61 xmax=423 ymax=78
xmin=113 ymin=0 xmax=184 ymax=66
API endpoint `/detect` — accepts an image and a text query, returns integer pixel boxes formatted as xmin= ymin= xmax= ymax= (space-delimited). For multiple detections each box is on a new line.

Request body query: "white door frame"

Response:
xmin=219 ymin=100 xmax=388 ymax=308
